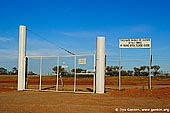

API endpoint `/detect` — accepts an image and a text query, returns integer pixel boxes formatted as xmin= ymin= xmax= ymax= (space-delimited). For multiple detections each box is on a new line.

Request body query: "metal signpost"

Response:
xmin=119 ymin=38 xmax=152 ymax=90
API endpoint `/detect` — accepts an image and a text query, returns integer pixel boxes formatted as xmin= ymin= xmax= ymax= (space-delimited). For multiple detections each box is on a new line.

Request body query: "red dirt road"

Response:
xmin=0 ymin=75 xmax=170 ymax=113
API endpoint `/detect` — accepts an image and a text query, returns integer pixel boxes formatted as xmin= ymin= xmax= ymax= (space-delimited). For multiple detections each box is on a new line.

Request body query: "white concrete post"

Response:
xmin=96 ymin=36 xmax=105 ymax=94
xmin=18 ymin=25 xmax=27 ymax=90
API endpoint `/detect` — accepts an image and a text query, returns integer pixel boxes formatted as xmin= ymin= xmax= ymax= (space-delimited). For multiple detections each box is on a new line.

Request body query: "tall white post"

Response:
xmin=18 ymin=25 xmax=27 ymax=90
xmin=96 ymin=36 xmax=105 ymax=94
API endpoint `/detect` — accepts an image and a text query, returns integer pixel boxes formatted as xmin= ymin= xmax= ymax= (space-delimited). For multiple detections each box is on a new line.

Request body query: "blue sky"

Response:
xmin=0 ymin=0 xmax=170 ymax=72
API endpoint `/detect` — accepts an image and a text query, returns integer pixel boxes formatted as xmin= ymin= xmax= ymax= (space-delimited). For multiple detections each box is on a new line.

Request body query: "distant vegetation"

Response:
xmin=0 ymin=67 xmax=36 ymax=75
xmin=105 ymin=65 xmax=162 ymax=76
xmin=0 ymin=65 xmax=169 ymax=76
xmin=0 ymin=67 xmax=18 ymax=75
xmin=52 ymin=66 xmax=92 ymax=77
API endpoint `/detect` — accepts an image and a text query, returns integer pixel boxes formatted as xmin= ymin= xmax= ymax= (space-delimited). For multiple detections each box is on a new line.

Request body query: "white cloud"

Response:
xmin=60 ymin=31 xmax=98 ymax=38
xmin=26 ymin=48 xmax=67 ymax=56
xmin=0 ymin=37 xmax=11 ymax=42
xmin=0 ymin=49 xmax=18 ymax=70
xmin=129 ymin=24 xmax=153 ymax=33
xmin=0 ymin=49 xmax=18 ymax=60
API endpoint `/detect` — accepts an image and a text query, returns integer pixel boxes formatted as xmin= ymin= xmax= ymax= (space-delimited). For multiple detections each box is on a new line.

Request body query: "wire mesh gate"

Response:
xmin=25 ymin=54 xmax=96 ymax=93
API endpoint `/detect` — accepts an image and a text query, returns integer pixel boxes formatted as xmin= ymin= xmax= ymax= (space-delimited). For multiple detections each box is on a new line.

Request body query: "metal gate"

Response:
xmin=26 ymin=54 xmax=95 ymax=93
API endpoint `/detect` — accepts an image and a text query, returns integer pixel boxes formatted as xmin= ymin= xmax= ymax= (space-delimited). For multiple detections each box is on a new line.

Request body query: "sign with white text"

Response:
xmin=119 ymin=38 xmax=151 ymax=48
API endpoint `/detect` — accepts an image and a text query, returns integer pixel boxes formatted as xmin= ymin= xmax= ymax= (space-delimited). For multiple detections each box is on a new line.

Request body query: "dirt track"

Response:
xmin=0 ymin=76 xmax=170 ymax=113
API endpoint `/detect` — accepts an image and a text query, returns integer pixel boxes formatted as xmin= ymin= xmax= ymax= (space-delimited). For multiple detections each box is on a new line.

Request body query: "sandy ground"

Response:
xmin=0 ymin=75 xmax=170 ymax=113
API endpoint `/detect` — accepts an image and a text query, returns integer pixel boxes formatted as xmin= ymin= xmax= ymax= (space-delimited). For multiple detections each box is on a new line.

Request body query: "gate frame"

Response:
xmin=18 ymin=25 xmax=105 ymax=93
xmin=25 ymin=54 xmax=96 ymax=93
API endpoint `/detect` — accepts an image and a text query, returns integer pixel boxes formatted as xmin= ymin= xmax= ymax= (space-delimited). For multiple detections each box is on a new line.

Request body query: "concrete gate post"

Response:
xmin=18 ymin=25 xmax=27 ymax=90
xmin=96 ymin=36 xmax=105 ymax=94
